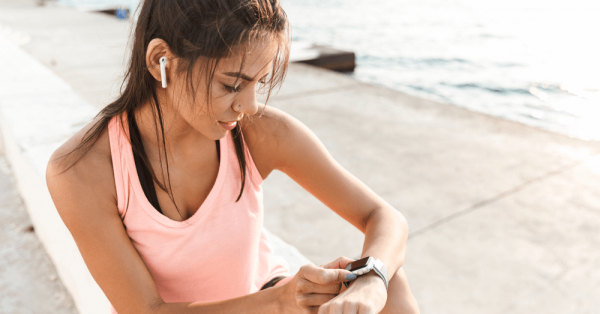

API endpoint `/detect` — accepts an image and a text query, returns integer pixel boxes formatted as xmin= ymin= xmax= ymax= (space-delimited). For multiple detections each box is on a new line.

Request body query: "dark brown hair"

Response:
xmin=60 ymin=0 xmax=290 ymax=216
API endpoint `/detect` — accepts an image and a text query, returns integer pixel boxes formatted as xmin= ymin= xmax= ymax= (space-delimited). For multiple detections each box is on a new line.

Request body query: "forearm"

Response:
xmin=151 ymin=285 xmax=283 ymax=314
xmin=360 ymin=206 xmax=409 ymax=279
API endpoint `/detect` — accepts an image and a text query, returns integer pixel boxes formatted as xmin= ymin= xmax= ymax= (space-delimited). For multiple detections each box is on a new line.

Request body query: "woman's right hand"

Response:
xmin=279 ymin=264 xmax=353 ymax=314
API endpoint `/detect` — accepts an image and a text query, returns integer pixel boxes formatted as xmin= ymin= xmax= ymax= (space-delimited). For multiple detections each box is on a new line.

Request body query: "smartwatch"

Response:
xmin=343 ymin=256 xmax=389 ymax=290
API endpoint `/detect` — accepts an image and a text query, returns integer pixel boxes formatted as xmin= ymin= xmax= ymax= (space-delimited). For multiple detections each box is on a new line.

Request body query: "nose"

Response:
xmin=233 ymin=83 xmax=260 ymax=116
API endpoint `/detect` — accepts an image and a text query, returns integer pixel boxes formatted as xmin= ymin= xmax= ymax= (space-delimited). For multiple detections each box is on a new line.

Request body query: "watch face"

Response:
xmin=347 ymin=257 xmax=371 ymax=271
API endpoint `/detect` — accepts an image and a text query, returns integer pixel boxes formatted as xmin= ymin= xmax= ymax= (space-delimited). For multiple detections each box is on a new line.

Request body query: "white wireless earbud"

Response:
xmin=159 ymin=56 xmax=168 ymax=88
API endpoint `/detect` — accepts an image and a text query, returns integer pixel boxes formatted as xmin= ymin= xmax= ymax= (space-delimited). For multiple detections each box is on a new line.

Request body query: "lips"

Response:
xmin=218 ymin=121 xmax=237 ymax=131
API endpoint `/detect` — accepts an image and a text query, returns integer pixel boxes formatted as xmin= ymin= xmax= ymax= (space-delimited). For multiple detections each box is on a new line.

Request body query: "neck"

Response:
xmin=133 ymin=91 xmax=214 ymax=158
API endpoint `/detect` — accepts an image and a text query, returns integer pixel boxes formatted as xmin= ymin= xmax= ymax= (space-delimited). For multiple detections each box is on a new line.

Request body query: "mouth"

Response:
xmin=218 ymin=120 xmax=238 ymax=131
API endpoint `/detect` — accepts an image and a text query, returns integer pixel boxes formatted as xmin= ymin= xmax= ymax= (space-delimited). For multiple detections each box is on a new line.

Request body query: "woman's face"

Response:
xmin=165 ymin=40 xmax=279 ymax=141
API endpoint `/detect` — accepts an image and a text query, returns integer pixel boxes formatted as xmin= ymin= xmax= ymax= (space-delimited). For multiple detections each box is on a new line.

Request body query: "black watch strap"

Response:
xmin=343 ymin=279 xmax=351 ymax=289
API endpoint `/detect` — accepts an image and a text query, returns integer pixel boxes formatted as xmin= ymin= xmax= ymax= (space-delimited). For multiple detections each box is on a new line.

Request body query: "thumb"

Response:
xmin=301 ymin=264 xmax=353 ymax=285
xmin=320 ymin=256 xmax=356 ymax=270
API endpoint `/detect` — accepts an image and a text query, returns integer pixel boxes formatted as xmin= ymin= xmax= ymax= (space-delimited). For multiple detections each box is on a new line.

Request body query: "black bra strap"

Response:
xmin=128 ymin=113 xmax=163 ymax=214
xmin=127 ymin=113 xmax=220 ymax=215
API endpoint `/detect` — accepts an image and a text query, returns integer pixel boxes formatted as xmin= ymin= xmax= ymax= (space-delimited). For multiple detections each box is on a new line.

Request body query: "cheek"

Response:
xmin=182 ymin=97 xmax=231 ymax=128
xmin=208 ymin=86 xmax=235 ymax=115
xmin=168 ymin=80 xmax=234 ymax=121
xmin=211 ymin=97 xmax=234 ymax=117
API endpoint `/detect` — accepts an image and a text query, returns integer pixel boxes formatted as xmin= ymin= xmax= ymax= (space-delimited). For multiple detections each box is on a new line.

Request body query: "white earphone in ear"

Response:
xmin=159 ymin=56 xmax=168 ymax=88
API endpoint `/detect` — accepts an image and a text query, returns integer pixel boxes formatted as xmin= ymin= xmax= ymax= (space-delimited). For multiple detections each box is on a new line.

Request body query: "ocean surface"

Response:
xmin=62 ymin=0 xmax=600 ymax=141
xmin=282 ymin=0 xmax=600 ymax=141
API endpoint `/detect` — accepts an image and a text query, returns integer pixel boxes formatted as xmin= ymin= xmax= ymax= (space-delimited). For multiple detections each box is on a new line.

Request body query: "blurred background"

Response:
xmin=1 ymin=0 xmax=599 ymax=313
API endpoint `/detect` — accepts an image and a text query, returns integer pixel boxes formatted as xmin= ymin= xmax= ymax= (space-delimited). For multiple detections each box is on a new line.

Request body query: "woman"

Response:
xmin=46 ymin=0 xmax=420 ymax=313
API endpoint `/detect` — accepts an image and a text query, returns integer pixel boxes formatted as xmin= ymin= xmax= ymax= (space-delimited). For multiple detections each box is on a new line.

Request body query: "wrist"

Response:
xmin=352 ymin=272 xmax=386 ymax=290
xmin=272 ymin=277 xmax=294 ymax=314
xmin=343 ymin=256 xmax=389 ymax=290
xmin=271 ymin=284 xmax=285 ymax=314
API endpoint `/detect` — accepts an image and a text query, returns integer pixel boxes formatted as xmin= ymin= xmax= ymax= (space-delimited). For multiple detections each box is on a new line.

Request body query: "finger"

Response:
xmin=317 ymin=303 xmax=329 ymax=314
xmin=301 ymin=264 xmax=352 ymax=285
xmin=324 ymin=300 xmax=344 ymax=314
xmin=338 ymin=282 xmax=348 ymax=294
xmin=357 ymin=305 xmax=377 ymax=314
xmin=358 ymin=302 xmax=381 ymax=314
xmin=344 ymin=301 xmax=359 ymax=314
xmin=298 ymin=280 xmax=342 ymax=295
xmin=300 ymin=293 xmax=337 ymax=306
xmin=320 ymin=256 xmax=355 ymax=269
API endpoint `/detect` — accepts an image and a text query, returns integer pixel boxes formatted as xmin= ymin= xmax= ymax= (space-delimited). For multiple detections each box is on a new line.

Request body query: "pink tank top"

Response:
xmin=108 ymin=116 xmax=289 ymax=313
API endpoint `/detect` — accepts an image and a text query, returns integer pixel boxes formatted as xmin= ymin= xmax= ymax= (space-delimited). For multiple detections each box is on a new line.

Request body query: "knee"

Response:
xmin=381 ymin=267 xmax=420 ymax=314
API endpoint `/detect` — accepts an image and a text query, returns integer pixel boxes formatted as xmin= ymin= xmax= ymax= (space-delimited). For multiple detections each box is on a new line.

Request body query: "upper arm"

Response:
xmin=243 ymin=106 xmax=390 ymax=232
xmin=46 ymin=126 xmax=163 ymax=313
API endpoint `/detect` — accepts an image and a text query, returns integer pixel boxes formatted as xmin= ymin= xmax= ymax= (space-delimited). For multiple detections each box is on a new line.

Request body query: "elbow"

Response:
xmin=381 ymin=206 xmax=408 ymax=239
xmin=364 ymin=206 xmax=409 ymax=237
xmin=146 ymin=300 xmax=167 ymax=314
xmin=394 ymin=210 xmax=409 ymax=265
xmin=398 ymin=211 xmax=409 ymax=239
xmin=118 ymin=299 xmax=166 ymax=314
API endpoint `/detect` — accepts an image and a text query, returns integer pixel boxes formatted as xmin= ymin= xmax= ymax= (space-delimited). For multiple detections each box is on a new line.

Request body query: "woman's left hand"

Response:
xmin=318 ymin=257 xmax=387 ymax=314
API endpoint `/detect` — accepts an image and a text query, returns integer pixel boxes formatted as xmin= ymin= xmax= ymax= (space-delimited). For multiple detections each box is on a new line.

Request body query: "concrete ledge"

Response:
xmin=0 ymin=34 xmax=105 ymax=314
xmin=0 ymin=34 xmax=309 ymax=313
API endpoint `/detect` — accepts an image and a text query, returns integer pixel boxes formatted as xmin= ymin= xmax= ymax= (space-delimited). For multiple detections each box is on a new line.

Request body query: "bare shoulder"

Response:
xmin=242 ymin=105 xmax=294 ymax=145
xmin=46 ymin=116 xmax=118 ymax=223
xmin=241 ymin=105 xmax=325 ymax=179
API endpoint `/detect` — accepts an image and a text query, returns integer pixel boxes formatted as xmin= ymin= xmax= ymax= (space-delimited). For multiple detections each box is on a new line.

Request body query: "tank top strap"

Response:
xmin=108 ymin=114 xmax=264 ymax=220
xmin=241 ymin=133 xmax=264 ymax=187
xmin=108 ymin=115 xmax=131 ymax=219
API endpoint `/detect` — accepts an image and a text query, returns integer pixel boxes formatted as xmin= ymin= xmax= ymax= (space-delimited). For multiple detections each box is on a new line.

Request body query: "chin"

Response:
xmin=215 ymin=130 xmax=230 ymax=140
xmin=209 ymin=124 xmax=231 ymax=140
xmin=188 ymin=122 xmax=227 ymax=141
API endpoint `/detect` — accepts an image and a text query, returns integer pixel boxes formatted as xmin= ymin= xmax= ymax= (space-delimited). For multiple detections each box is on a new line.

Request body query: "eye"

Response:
xmin=223 ymin=84 xmax=242 ymax=93
xmin=259 ymin=74 xmax=269 ymax=85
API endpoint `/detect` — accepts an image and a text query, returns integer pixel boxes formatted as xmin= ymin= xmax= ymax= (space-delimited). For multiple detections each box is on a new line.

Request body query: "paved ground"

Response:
xmin=1 ymin=1 xmax=600 ymax=313
xmin=0 ymin=154 xmax=77 ymax=313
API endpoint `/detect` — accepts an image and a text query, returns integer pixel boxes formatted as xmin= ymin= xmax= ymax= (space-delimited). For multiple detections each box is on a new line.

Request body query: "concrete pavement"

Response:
xmin=0 ymin=0 xmax=130 ymax=108
xmin=1 ymin=1 xmax=599 ymax=313
xmin=0 ymin=154 xmax=77 ymax=313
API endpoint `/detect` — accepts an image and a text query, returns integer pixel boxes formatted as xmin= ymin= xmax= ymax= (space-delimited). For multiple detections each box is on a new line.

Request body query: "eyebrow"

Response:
xmin=223 ymin=71 xmax=268 ymax=81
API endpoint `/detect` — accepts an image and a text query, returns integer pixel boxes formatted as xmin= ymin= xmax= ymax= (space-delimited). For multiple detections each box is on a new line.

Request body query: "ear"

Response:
xmin=146 ymin=38 xmax=175 ymax=84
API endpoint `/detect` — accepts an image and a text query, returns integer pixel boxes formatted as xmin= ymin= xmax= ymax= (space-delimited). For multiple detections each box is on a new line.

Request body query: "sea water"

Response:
xmin=282 ymin=0 xmax=600 ymax=141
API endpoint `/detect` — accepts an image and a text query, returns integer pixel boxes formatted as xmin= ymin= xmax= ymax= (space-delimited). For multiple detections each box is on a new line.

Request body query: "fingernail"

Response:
xmin=345 ymin=273 xmax=357 ymax=281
